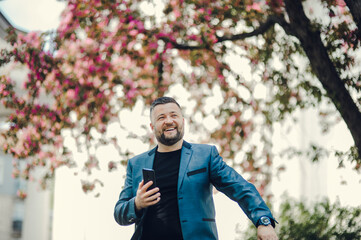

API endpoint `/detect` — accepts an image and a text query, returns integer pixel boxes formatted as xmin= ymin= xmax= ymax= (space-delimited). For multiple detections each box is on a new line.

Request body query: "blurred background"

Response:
xmin=0 ymin=0 xmax=360 ymax=240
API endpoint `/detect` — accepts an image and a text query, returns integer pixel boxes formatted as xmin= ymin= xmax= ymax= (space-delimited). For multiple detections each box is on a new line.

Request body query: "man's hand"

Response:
xmin=135 ymin=180 xmax=161 ymax=211
xmin=257 ymin=225 xmax=278 ymax=240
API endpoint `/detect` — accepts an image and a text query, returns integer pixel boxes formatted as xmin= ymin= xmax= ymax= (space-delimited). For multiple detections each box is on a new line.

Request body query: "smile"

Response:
xmin=165 ymin=128 xmax=176 ymax=132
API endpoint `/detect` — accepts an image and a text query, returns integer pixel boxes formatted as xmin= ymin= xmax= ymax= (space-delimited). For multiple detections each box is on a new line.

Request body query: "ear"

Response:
xmin=150 ymin=122 xmax=154 ymax=131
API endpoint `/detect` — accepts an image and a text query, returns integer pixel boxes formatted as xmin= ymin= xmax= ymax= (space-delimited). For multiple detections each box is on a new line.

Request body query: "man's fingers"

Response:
xmin=144 ymin=196 xmax=161 ymax=206
xmin=136 ymin=181 xmax=161 ymax=209
xmin=143 ymin=187 xmax=159 ymax=196
xmin=149 ymin=196 xmax=161 ymax=205
xmin=142 ymin=180 xmax=154 ymax=190
xmin=144 ymin=192 xmax=161 ymax=202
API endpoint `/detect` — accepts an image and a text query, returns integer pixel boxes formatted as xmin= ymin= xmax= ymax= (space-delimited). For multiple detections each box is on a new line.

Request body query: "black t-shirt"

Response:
xmin=141 ymin=149 xmax=183 ymax=240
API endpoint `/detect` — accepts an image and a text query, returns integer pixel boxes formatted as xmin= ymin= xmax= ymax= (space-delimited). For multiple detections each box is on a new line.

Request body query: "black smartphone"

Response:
xmin=142 ymin=168 xmax=156 ymax=190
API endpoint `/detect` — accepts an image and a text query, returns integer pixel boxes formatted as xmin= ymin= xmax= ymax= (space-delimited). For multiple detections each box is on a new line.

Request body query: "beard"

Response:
xmin=156 ymin=128 xmax=184 ymax=146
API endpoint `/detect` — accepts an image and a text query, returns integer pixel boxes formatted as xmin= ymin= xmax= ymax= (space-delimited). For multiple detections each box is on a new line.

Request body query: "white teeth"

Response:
xmin=165 ymin=128 xmax=175 ymax=131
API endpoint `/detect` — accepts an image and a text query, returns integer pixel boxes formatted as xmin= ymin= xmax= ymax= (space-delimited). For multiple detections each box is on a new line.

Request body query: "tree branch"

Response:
xmin=157 ymin=53 xmax=163 ymax=94
xmin=284 ymin=0 xmax=361 ymax=157
xmin=344 ymin=0 xmax=361 ymax=41
xmin=218 ymin=15 xmax=295 ymax=42
xmin=171 ymin=41 xmax=205 ymax=50
xmin=163 ymin=15 xmax=295 ymax=51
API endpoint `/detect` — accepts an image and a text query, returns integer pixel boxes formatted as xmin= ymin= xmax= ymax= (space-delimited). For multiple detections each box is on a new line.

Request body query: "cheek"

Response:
xmin=154 ymin=123 xmax=162 ymax=132
xmin=177 ymin=120 xmax=184 ymax=127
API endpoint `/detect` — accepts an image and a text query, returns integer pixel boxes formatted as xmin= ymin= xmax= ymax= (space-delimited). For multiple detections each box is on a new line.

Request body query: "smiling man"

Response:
xmin=114 ymin=96 xmax=278 ymax=240
xmin=150 ymin=100 xmax=184 ymax=150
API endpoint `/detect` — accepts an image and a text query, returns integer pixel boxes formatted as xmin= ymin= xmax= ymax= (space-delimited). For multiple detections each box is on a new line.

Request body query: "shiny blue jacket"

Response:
xmin=114 ymin=141 xmax=275 ymax=240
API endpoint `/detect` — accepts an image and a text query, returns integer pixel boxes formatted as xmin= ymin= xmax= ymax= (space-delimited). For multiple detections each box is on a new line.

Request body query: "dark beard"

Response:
xmin=157 ymin=130 xmax=184 ymax=146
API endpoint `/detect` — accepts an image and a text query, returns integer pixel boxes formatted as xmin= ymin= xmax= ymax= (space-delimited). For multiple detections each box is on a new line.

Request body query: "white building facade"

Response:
xmin=0 ymin=11 xmax=52 ymax=240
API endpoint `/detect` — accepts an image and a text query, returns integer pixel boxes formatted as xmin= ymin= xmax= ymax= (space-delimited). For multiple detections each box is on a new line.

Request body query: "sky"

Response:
xmin=0 ymin=0 xmax=66 ymax=32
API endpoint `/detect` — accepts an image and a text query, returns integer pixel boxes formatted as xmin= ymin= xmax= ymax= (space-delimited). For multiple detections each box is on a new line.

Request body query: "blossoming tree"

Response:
xmin=0 ymin=0 xmax=360 ymax=196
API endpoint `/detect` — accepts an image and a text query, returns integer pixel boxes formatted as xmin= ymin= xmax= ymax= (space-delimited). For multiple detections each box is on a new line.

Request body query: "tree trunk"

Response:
xmin=284 ymin=0 xmax=361 ymax=157
xmin=344 ymin=0 xmax=361 ymax=40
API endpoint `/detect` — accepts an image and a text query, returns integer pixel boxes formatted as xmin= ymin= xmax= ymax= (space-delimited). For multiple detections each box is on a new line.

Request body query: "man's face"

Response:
xmin=150 ymin=103 xmax=184 ymax=146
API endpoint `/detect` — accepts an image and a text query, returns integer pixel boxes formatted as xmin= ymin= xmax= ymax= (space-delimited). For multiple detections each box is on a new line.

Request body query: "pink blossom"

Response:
xmin=188 ymin=34 xmax=198 ymax=41
xmin=129 ymin=29 xmax=138 ymax=36
xmin=246 ymin=3 xmax=262 ymax=12
xmin=2 ymin=90 xmax=9 ymax=97
xmin=136 ymin=21 xmax=145 ymax=32
xmin=60 ymin=11 xmax=73 ymax=26
xmin=0 ymin=84 xmax=5 ymax=92
xmin=174 ymin=9 xmax=181 ymax=18
xmin=336 ymin=0 xmax=346 ymax=13
xmin=209 ymin=34 xmax=218 ymax=44
xmin=89 ymin=65 xmax=96 ymax=73
xmin=93 ymin=77 xmax=102 ymax=87
xmin=84 ymin=38 xmax=94 ymax=48
xmin=165 ymin=42 xmax=173 ymax=49
xmin=66 ymin=89 xmax=76 ymax=99
xmin=228 ymin=115 xmax=236 ymax=126
xmin=336 ymin=0 xmax=346 ymax=7
xmin=96 ymin=92 xmax=104 ymax=99
xmin=113 ymin=42 xmax=121 ymax=52
xmin=148 ymin=42 xmax=158 ymax=49
xmin=156 ymin=32 xmax=169 ymax=38
xmin=108 ymin=161 xmax=117 ymax=171
xmin=127 ymin=41 xmax=136 ymax=50
xmin=124 ymin=79 xmax=134 ymax=86
xmin=126 ymin=88 xmax=137 ymax=101
xmin=17 ymin=190 xmax=27 ymax=199
xmin=154 ymin=53 xmax=160 ymax=60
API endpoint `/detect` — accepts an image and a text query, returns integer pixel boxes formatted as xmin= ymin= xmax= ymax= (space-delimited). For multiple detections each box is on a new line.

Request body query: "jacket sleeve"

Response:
xmin=114 ymin=160 xmax=142 ymax=226
xmin=208 ymin=145 xmax=276 ymax=227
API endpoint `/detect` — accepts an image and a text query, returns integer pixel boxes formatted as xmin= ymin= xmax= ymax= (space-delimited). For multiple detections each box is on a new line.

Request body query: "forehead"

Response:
xmin=152 ymin=103 xmax=182 ymax=116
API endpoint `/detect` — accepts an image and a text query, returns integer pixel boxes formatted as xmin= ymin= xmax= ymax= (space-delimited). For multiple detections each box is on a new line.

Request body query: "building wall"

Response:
xmin=0 ymin=11 xmax=51 ymax=240
xmin=0 ymin=153 xmax=23 ymax=240
xmin=0 ymin=11 xmax=22 ymax=240
xmin=0 ymin=195 xmax=15 ymax=240
xmin=22 ymin=172 xmax=51 ymax=240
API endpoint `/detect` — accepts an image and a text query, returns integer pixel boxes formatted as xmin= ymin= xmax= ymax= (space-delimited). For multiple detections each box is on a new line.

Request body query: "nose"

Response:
xmin=164 ymin=116 xmax=173 ymax=124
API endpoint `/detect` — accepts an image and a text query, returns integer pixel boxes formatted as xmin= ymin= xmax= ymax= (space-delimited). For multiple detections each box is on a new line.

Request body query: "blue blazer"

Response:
xmin=114 ymin=141 xmax=275 ymax=240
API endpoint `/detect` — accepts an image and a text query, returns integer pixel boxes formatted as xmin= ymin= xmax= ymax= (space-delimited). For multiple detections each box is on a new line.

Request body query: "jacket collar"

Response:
xmin=147 ymin=140 xmax=191 ymax=156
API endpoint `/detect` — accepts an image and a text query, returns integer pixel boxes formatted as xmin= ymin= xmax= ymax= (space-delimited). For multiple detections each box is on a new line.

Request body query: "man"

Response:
xmin=114 ymin=96 xmax=278 ymax=240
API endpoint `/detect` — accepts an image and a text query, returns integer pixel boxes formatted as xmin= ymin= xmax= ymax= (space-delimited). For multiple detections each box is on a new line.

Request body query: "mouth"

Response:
xmin=164 ymin=127 xmax=176 ymax=132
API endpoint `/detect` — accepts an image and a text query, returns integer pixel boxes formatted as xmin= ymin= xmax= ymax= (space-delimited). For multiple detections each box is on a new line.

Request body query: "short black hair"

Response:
xmin=150 ymin=96 xmax=181 ymax=117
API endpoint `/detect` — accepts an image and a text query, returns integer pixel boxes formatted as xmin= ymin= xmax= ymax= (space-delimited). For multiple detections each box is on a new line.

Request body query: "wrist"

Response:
xmin=134 ymin=197 xmax=143 ymax=217
xmin=134 ymin=197 xmax=142 ymax=211
xmin=256 ymin=216 xmax=275 ymax=228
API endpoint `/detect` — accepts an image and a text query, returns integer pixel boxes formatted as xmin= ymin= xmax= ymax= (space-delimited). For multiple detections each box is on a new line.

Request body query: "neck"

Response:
xmin=157 ymin=139 xmax=183 ymax=152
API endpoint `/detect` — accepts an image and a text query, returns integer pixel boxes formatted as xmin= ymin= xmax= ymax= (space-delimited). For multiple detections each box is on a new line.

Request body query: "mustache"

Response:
xmin=162 ymin=125 xmax=177 ymax=131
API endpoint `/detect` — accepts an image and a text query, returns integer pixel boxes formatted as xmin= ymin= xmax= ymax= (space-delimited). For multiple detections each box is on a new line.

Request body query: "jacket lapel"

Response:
xmin=145 ymin=145 xmax=157 ymax=169
xmin=178 ymin=141 xmax=193 ymax=192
